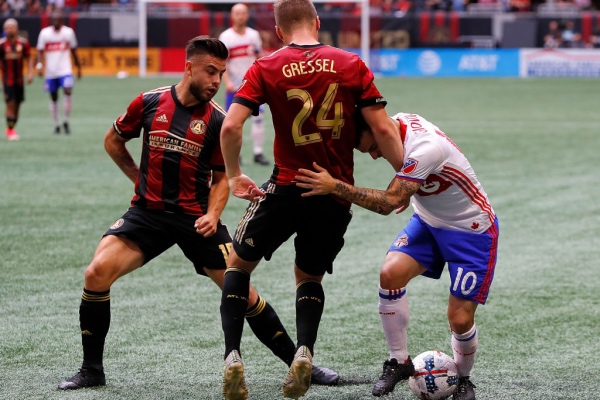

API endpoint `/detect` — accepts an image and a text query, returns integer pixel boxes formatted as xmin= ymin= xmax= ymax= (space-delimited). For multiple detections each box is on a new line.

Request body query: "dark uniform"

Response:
xmin=0 ymin=36 xmax=30 ymax=103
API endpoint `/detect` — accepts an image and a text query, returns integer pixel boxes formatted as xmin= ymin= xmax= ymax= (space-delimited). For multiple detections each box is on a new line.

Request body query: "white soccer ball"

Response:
xmin=408 ymin=350 xmax=459 ymax=400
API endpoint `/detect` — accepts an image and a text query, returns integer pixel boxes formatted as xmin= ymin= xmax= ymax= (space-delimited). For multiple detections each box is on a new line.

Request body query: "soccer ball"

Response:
xmin=408 ymin=350 xmax=459 ymax=400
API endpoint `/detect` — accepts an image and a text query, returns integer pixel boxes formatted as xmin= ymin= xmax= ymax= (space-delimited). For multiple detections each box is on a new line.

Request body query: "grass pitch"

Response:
xmin=1 ymin=76 xmax=599 ymax=399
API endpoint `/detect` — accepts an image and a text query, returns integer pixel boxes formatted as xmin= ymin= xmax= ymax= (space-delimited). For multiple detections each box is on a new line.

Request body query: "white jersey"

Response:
xmin=393 ymin=112 xmax=495 ymax=233
xmin=36 ymin=25 xmax=77 ymax=79
xmin=218 ymin=27 xmax=262 ymax=90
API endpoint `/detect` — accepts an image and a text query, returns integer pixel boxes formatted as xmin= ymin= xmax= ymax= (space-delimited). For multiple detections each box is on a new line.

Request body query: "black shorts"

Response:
xmin=103 ymin=206 xmax=232 ymax=275
xmin=3 ymin=85 xmax=24 ymax=103
xmin=232 ymin=183 xmax=353 ymax=276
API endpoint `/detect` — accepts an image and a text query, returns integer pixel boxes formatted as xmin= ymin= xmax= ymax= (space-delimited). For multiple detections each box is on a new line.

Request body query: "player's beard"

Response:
xmin=189 ymin=82 xmax=213 ymax=104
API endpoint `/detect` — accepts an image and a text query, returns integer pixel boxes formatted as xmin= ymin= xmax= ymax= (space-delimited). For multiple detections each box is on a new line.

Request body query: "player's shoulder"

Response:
xmin=18 ymin=36 xmax=30 ymax=45
xmin=142 ymin=85 xmax=171 ymax=97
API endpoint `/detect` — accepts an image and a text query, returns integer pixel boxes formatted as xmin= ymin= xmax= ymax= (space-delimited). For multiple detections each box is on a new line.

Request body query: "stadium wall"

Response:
xmin=9 ymin=12 xmax=600 ymax=77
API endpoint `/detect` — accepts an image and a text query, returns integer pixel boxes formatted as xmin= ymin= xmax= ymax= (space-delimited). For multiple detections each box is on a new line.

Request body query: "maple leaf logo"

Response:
xmin=471 ymin=222 xmax=479 ymax=230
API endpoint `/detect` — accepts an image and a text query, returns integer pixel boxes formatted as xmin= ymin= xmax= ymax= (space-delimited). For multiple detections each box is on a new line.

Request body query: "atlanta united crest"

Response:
xmin=190 ymin=120 xmax=207 ymax=135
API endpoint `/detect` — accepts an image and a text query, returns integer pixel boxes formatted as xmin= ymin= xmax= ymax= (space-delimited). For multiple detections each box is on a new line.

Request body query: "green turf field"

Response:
xmin=1 ymin=76 xmax=599 ymax=400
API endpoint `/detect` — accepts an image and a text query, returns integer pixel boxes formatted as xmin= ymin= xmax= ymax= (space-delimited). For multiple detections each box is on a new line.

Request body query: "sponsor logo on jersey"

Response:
xmin=393 ymin=234 xmax=408 ymax=248
xmin=401 ymin=159 xmax=418 ymax=174
xmin=110 ymin=218 xmax=124 ymax=229
xmin=417 ymin=174 xmax=452 ymax=196
xmin=189 ymin=120 xmax=206 ymax=135
xmin=156 ymin=114 xmax=168 ymax=123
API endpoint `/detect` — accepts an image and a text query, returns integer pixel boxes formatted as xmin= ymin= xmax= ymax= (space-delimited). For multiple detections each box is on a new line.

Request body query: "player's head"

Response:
xmin=273 ymin=0 xmax=318 ymax=36
xmin=230 ymin=3 xmax=249 ymax=29
xmin=50 ymin=11 xmax=64 ymax=30
xmin=184 ymin=36 xmax=229 ymax=103
xmin=3 ymin=18 xmax=18 ymax=38
xmin=354 ymin=113 xmax=383 ymax=160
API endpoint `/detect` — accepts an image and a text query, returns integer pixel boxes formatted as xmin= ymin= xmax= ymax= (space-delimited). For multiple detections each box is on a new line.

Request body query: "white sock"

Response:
xmin=251 ymin=113 xmax=265 ymax=155
xmin=451 ymin=324 xmax=478 ymax=377
xmin=378 ymin=286 xmax=409 ymax=363
xmin=63 ymin=95 xmax=72 ymax=122
xmin=50 ymin=101 xmax=59 ymax=126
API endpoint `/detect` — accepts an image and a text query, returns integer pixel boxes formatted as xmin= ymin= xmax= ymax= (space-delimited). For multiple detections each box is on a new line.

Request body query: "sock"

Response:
xmin=63 ymin=95 xmax=72 ymax=122
xmin=220 ymin=268 xmax=250 ymax=358
xmin=50 ymin=100 xmax=59 ymax=127
xmin=251 ymin=112 xmax=265 ymax=155
xmin=451 ymin=324 xmax=478 ymax=377
xmin=378 ymin=286 xmax=410 ymax=363
xmin=295 ymin=279 xmax=324 ymax=355
xmin=79 ymin=288 xmax=111 ymax=372
xmin=245 ymin=296 xmax=295 ymax=366
xmin=6 ymin=116 xmax=16 ymax=129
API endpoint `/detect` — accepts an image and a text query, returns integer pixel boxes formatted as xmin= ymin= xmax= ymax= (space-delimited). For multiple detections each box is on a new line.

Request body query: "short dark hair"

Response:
xmin=185 ymin=36 xmax=229 ymax=61
xmin=354 ymin=111 xmax=370 ymax=147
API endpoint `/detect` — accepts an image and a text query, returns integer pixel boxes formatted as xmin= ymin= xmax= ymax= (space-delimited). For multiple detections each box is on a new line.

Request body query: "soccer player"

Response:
xmin=56 ymin=36 xmax=337 ymax=391
xmin=0 ymin=18 xmax=34 ymax=141
xmin=35 ymin=10 xmax=81 ymax=135
xmin=219 ymin=3 xmax=269 ymax=166
xmin=218 ymin=0 xmax=404 ymax=398
xmin=295 ymin=112 xmax=499 ymax=400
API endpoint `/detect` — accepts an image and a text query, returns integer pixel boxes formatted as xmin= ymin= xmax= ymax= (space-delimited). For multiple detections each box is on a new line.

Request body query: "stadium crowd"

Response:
xmin=0 ymin=0 xmax=598 ymax=16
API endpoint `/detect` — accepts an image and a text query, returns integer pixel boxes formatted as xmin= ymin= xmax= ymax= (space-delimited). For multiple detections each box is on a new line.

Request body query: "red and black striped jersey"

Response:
xmin=0 ymin=36 xmax=31 ymax=86
xmin=114 ymin=85 xmax=227 ymax=216
xmin=233 ymin=43 xmax=386 ymax=188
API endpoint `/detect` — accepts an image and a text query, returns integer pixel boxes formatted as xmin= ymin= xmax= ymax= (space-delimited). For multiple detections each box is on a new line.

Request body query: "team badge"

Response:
xmin=110 ymin=218 xmax=124 ymax=230
xmin=401 ymin=159 xmax=418 ymax=174
xmin=190 ymin=120 xmax=206 ymax=135
xmin=393 ymin=234 xmax=409 ymax=248
xmin=304 ymin=51 xmax=314 ymax=58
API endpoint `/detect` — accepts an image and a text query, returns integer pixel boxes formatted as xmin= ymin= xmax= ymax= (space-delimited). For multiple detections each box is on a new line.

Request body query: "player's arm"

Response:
xmin=26 ymin=46 xmax=34 ymax=84
xmin=361 ymin=105 xmax=405 ymax=173
xmin=194 ymin=170 xmax=229 ymax=237
xmin=296 ymin=162 xmax=420 ymax=215
xmin=35 ymin=49 xmax=44 ymax=77
xmin=220 ymin=102 xmax=264 ymax=201
xmin=104 ymin=125 xmax=138 ymax=184
xmin=71 ymin=48 xmax=82 ymax=79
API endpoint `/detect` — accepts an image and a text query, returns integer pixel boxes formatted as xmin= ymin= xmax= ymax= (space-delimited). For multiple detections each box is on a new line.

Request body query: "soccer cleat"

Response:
xmin=253 ymin=153 xmax=270 ymax=166
xmin=63 ymin=122 xmax=70 ymax=134
xmin=54 ymin=126 xmax=61 ymax=134
xmin=283 ymin=345 xmax=313 ymax=399
xmin=222 ymin=350 xmax=248 ymax=400
xmin=310 ymin=365 xmax=339 ymax=386
xmin=372 ymin=357 xmax=415 ymax=397
xmin=6 ymin=128 xmax=19 ymax=141
xmin=453 ymin=376 xmax=476 ymax=400
xmin=57 ymin=368 xmax=106 ymax=390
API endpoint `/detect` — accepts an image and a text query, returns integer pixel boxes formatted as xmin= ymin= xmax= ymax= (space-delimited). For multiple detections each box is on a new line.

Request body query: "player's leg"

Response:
xmin=58 ymin=207 xmax=175 ymax=390
xmin=251 ymin=107 xmax=269 ymax=165
xmin=442 ymin=217 xmax=499 ymax=400
xmin=57 ymin=235 xmax=145 ymax=390
xmin=4 ymin=92 xmax=19 ymax=140
xmin=283 ymin=196 xmax=351 ymax=398
xmin=61 ymin=75 xmax=74 ymax=134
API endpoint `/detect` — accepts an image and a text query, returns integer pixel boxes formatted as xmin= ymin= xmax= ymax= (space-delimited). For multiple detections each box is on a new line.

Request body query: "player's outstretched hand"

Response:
xmin=229 ymin=174 xmax=265 ymax=201
xmin=296 ymin=162 xmax=337 ymax=197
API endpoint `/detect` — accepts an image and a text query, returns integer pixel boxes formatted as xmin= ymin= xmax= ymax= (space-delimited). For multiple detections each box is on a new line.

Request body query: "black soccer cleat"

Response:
xmin=453 ymin=376 xmax=476 ymax=400
xmin=253 ymin=153 xmax=270 ymax=166
xmin=311 ymin=365 xmax=340 ymax=386
xmin=63 ymin=122 xmax=70 ymax=135
xmin=54 ymin=125 xmax=60 ymax=134
xmin=57 ymin=368 xmax=106 ymax=390
xmin=372 ymin=357 xmax=415 ymax=397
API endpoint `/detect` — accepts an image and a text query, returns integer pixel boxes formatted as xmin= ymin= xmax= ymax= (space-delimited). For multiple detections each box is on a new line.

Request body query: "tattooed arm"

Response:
xmin=296 ymin=162 xmax=420 ymax=215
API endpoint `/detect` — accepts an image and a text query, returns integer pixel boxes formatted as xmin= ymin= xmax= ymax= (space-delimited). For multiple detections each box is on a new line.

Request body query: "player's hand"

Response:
xmin=229 ymin=174 xmax=264 ymax=201
xmin=76 ymin=67 xmax=82 ymax=80
xmin=295 ymin=162 xmax=336 ymax=196
xmin=194 ymin=215 xmax=218 ymax=237
xmin=394 ymin=198 xmax=411 ymax=214
xmin=27 ymin=74 xmax=33 ymax=84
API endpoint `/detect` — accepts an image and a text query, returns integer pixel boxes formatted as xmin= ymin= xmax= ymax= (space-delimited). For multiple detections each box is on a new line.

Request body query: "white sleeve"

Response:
xmin=253 ymin=31 xmax=262 ymax=54
xmin=68 ymin=29 xmax=78 ymax=48
xmin=396 ymin=140 xmax=444 ymax=181
xmin=36 ymin=30 xmax=45 ymax=50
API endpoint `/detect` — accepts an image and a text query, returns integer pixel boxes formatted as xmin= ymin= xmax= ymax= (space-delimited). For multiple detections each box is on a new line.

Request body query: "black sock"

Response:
xmin=6 ymin=116 xmax=16 ymax=129
xmin=295 ymin=279 xmax=325 ymax=355
xmin=246 ymin=296 xmax=295 ymax=366
xmin=79 ymin=288 xmax=110 ymax=372
xmin=220 ymin=268 xmax=250 ymax=358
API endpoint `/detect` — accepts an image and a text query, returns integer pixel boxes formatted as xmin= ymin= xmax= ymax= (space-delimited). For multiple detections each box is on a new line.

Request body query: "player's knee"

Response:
xmin=379 ymin=263 xmax=407 ymax=288
xmin=447 ymin=310 xmax=475 ymax=334
xmin=84 ymin=258 xmax=115 ymax=291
